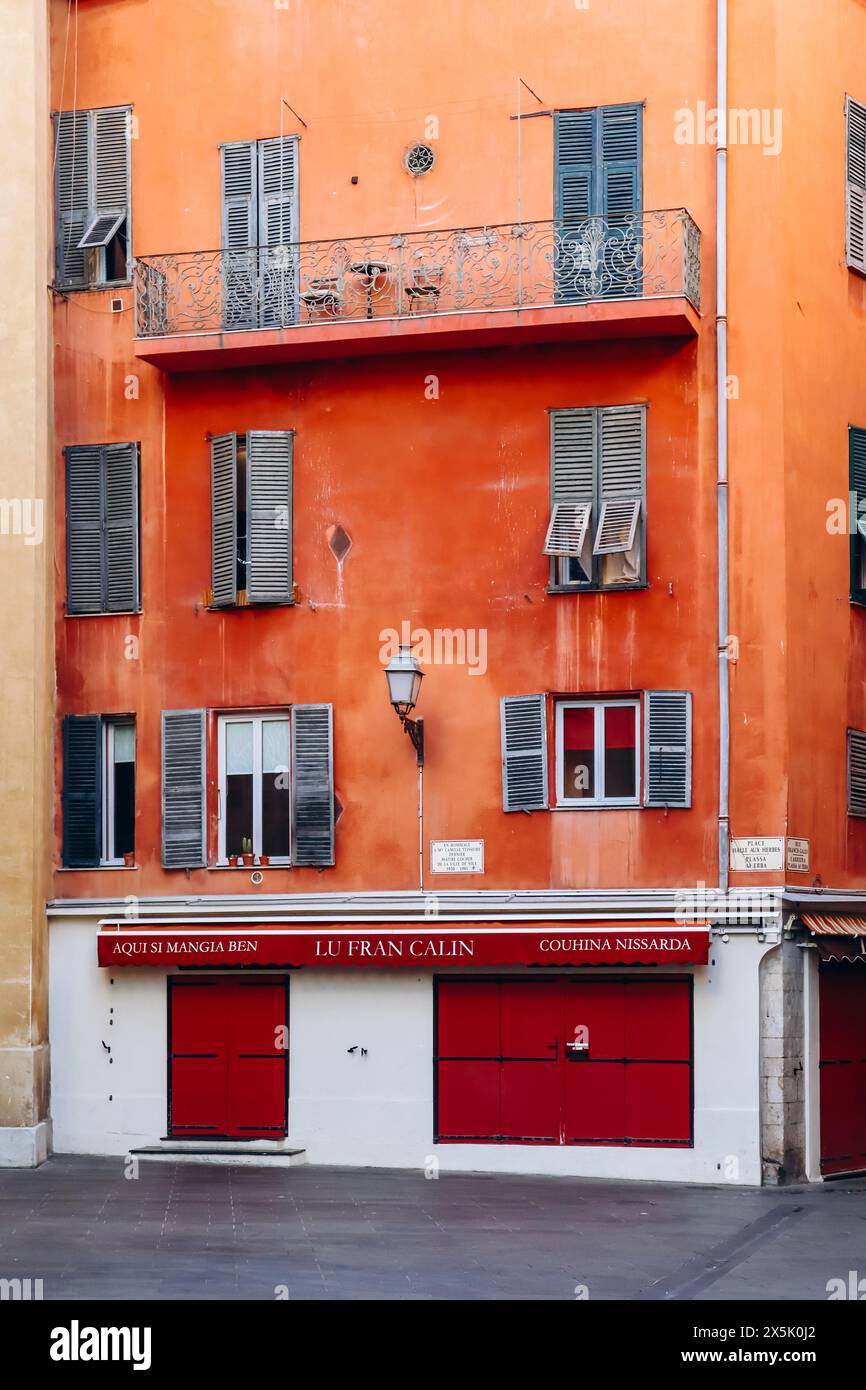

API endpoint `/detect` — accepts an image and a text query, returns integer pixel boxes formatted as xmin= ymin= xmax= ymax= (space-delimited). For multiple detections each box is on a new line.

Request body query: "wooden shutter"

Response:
xmin=66 ymin=445 xmax=106 ymax=614
xmin=846 ymin=96 xmax=866 ymax=275
xmin=555 ymin=110 xmax=595 ymax=221
xmin=221 ymin=141 xmax=258 ymax=249
xmin=105 ymin=443 xmax=139 ymax=611
xmin=644 ymin=691 xmax=692 ymax=808
xmin=594 ymin=405 xmax=645 ymax=554
xmin=220 ymin=141 xmax=258 ymax=328
xmin=93 ymin=108 xmax=130 ymax=214
xmin=258 ymin=137 xmax=298 ymax=328
xmin=500 ymin=695 xmax=549 ymax=812
xmin=850 ymin=426 xmax=866 ymax=601
xmin=210 ymin=433 xmax=238 ymax=607
xmin=291 ymin=704 xmax=334 ymax=866
xmin=161 ymin=710 xmax=206 ymax=868
xmin=54 ymin=110 xmax=90 ymax=287
xmin=247 ymin=431 xmax=293 ymax=604
xmin=62 ymin=714 xmax=101 ymax=867
xmin=848 ymin=729 xmax=866 ymax=816
xmin=545 ymin=409 xmax=595 ymax=557
xmin=600 ymin=104 xmax=642 ymax=217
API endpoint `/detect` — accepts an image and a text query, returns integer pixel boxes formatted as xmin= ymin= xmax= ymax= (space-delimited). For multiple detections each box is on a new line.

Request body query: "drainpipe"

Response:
xmin=717 ymin=0 xmax=730 ymax=893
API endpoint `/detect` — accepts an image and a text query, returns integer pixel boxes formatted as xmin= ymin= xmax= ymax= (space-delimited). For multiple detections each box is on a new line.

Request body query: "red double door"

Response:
xmin=436 ymin=978 xmax=692 ymax=1147
xmin=169 ymin=978 xmax=288 ymax=1139
xmin=819 ymin=965 xmax=866 ymax=1176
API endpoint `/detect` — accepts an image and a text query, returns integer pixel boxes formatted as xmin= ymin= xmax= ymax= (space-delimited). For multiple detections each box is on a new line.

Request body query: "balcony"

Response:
xmin=133 ymin=210 xmax=701 ymax=371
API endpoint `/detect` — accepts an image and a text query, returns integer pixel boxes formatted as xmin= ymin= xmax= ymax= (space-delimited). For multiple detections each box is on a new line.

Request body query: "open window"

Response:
xmin=54 ymin=107 xmax=131 ymax=290
xmin=545 ymin=405 xmax=646 ymax=590
xmin=62 ymin=714 xmax=136 ymax=867
xmin=102 ymin=720 xmax=136 ymax=864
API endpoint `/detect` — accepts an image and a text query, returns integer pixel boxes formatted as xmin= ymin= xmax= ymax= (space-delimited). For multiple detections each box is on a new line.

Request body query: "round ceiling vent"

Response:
xmin=403 ymin=142 xmax=436 ymax=177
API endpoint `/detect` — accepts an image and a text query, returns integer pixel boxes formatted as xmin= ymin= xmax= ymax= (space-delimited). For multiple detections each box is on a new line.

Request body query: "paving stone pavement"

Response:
xmin=0 ymin=1156 xmax=864 ymax=1300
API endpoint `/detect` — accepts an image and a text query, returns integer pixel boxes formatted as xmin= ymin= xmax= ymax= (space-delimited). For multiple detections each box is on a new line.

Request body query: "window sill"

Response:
xmin=205 ymin=602 xmax=295 ymax=612
xmin=209 ymin=863 xmax=291 ymax=870
xmin=64 ymin=610 xmax=142 ymax=619
xmin=53 ymin=281 xmax=133 ymax=295
xmin=551 ymin=803 xmax=641 ymax=812
xmin=57 ymin=864 xmax=140 ymax=871
xmin=546 ymin=583 xmax=648 ymax=596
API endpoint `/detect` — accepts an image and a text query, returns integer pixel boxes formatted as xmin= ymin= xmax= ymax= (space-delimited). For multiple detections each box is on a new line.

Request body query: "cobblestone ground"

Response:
xmin=0 ymin=1156 xmax=864 ymax=1300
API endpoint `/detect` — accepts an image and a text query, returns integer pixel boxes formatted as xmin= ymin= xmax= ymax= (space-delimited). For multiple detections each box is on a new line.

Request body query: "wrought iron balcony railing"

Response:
xmin=133 ymin=210 xmax=700 ymax=339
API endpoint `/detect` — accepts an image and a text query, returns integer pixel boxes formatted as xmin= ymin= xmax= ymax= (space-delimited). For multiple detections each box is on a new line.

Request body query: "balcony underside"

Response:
xmin=134 ymin=297 xmax=700 ymax=372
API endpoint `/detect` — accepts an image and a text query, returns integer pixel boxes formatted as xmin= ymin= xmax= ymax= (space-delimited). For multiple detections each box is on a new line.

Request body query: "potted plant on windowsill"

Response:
xmin=257 ymin=854 xmax=270 ymax=867
xmin=123 ymin=851 xmax=135 ymax=868
xmin=241 ymin=837 xmax=253 ymax=867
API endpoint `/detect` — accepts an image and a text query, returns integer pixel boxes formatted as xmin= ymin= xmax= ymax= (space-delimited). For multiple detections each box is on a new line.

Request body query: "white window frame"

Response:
xmin=217 ymin=712 xmax=291 ymax=864
xmin=555 ymin=698 xmax=640 ymax=808
xmin=101 ymin=718 xmax=136 ymax=865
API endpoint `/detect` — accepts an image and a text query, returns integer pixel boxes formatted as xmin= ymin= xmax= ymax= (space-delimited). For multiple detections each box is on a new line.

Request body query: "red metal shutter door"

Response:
xmin=820 ymin=966 xmax=866 ymax=1176
xmin=169 ymin=981 xmax=228 ymax=1136
xmin=563 ymin=983 xmax=626 ymax=1144
xmin=227 ymin=980 xmax=288 ymax=1137
xmin=623 ymin=981 xmax=692 ymax=1146
xmin=436 ymin=981 xmax=500 ymax=1140
xmin=499 ymin=982 xmax=561 ymax=1142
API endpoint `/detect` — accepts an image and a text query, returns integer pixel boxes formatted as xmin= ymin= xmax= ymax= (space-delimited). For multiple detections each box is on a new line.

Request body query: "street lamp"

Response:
xmin=384 ymin=644 xmax=425 ymax=766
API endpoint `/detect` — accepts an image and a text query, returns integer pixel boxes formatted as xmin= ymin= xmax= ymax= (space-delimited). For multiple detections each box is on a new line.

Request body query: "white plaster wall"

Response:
xmin=49 ymin=918 xmax=772 ymax=1183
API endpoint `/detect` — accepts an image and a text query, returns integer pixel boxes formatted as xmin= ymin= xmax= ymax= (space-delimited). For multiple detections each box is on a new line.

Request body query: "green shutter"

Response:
xmin=66 ymin=445 xmax=106 ymax=614
xmin=850 ymin=426 xmax=866 ymax=603
xmin=594 ymin=405 xmax=645 ymax=556
xmin=62 ymin=714 xmax=101 ymax=867
xmin=846 ymin=96 xmax=866 ymax=275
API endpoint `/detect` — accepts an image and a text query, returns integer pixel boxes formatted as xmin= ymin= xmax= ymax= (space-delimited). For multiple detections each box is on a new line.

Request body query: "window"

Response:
xmin=846 ymin=96 xmax=866 ymax=276
xmin=54 ymin=107 xmax=131 ymax=290
xmin=544 ymin=406 xmax=646 ymax=590
xmin=218 ymin=714 xmax=291 ymax=863
xmin=161 ymin=705 xmax=334 ymax=869
xmin=851 ymin=427 xmax=866 ymax=604
xmin=210 ymin=431 xmax=293 ymax=607
xmin=848 ymin=729 xmax=866 ymax=816
xmin=65 ymin=443 xmax=140 ymax=614
xmin=500 ymin=690 xmax=691 ymax=812
xmin=555 ymin=699 xmax=639 ymax=807
xmin=62 ymin=715 xmax=136 ymax=867
xmin=102 ymin=721 xmax=136 ymax=863
xmin=221 ymin=137 xmax=299 ymax=329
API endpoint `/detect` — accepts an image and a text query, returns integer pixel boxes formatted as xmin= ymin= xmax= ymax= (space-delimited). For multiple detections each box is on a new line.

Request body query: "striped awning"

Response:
xmin=801 ymin=913 xmax=866 ymax=937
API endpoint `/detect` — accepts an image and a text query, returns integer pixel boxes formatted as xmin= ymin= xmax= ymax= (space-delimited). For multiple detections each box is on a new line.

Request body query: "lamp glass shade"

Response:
xmin=385 ymin=645 xmax=424 ymax=711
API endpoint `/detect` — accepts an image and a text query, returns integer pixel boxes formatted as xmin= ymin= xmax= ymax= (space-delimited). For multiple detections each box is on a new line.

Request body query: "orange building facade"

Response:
xmin=40 ymin=0 xmax=866 ymax=1182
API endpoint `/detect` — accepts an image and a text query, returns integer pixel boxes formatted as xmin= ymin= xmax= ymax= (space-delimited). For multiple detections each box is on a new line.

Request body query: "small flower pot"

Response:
xmin=258 ymin=855 xmax=270 ymax=867
xmin=228 ymin=855 xmax=239 ymax=867
xmin=123 ymin=852 xmax=135 ymax=868
xmin=241 ymin=854 xmax=253 ymax=867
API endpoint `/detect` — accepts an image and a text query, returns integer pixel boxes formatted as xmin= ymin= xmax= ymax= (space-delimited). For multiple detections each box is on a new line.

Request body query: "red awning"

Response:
xmin=801 ymin=913 xmax=866 ymax=937
xmin=97 ymin=920 xmax=710 ymax=969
